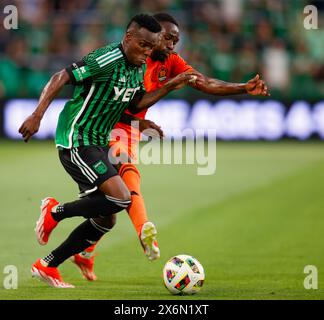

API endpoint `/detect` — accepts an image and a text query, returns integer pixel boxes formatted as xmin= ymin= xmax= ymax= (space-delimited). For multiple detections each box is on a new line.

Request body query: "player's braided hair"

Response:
xmin=126 ymin=14 xmax=162 ymax=33
xmin=153 ymin=13 xmax=179 ymax=27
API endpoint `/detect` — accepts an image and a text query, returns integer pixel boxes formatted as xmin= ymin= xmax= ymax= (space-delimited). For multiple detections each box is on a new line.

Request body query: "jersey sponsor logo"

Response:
xmin=158 ymin=66 xmax=168 ymax=82
xmin=92 ymin=160 xmax=108 ymax=174
xmin=113 ymin=86 xmax=141 ymax=102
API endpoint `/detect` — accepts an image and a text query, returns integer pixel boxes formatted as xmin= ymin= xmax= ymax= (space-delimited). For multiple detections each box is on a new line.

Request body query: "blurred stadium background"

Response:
xmin=1 ymin=0 xmax=324 ymax=139
xmin=1 ymin=0 xmax=324 ymax=100
xmin=0 ymin=0 xmax=324 ymax=140
xmin=1 ymin=0 xmax=324 ymax=300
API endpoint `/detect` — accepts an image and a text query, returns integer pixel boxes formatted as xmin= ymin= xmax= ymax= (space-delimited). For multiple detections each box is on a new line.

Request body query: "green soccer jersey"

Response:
xmin=55 ymin=42 xmax=146 ymax=148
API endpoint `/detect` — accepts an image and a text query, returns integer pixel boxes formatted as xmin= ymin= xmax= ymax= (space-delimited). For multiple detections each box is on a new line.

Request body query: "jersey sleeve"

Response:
xmin=65 ymin=60 xmax=92 ymax=85
xmin=170 ymin=53 xmax=194 ymax=76
xmin=66 ymin=47 xmax=123 ymax=84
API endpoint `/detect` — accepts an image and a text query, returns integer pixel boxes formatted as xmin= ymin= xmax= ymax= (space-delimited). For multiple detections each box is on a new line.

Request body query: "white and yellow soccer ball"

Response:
xmin=163 ymin=254 xmax=205 ymax=295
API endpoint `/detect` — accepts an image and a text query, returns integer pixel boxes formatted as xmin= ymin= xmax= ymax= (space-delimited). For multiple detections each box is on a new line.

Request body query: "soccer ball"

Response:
xmin=163 ymin=254 xmax=205 ymax=295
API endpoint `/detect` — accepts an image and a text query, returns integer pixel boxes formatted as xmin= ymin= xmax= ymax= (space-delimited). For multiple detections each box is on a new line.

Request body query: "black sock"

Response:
xmin=51 ymin=192 xmax=129 ymax=221
xmin=44 ymin=219 xmax=109 ymax=268
xmin=51 ymin=205 xmax=64 ymax=221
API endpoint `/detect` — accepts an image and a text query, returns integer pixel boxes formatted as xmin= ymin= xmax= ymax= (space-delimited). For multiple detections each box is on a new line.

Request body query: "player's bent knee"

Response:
xmin=99 ymin=175 xmax=131 ymax=202
xmin=105 ymin=194 xmax=131 ymax=209
xmin=117 ymin=188 xmax=131 ymax=202
xmin=85 ymin=191 xmax=130 ymax=217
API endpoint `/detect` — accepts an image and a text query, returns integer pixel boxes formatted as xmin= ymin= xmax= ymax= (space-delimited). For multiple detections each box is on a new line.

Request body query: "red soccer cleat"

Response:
xmin=71 ymin=252 xmax=97 ymax=281
xmin=35 ymin=197 xmax=59 ymax=245
xmin=31 ymin=258 xmax=74 ymax=288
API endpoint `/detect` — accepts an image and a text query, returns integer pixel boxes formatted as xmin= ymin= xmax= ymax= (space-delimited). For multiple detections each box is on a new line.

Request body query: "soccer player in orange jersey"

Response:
xmin=72 ymin=13 xmax=269 ymax=281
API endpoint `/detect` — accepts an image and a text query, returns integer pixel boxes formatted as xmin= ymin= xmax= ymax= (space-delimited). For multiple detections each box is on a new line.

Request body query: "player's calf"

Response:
xmin=71 ymin=215 xmax=116 ymax=281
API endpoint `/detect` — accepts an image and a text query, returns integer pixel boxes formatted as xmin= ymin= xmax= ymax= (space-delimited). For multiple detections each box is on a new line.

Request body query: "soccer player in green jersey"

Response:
xmin=71 ymin=13 xmax=270 ymax=281
xmin=19 ymin=14 xmax=195 ymax=288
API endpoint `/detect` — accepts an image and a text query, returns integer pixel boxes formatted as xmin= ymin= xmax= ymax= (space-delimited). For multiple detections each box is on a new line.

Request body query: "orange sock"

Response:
xmin=119 ymin=163 xmax=148 ymax=236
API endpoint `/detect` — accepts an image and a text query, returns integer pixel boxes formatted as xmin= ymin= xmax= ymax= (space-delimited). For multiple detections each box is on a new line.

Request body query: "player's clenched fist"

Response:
xmin=245 ymin=74 xmax=270 ymax=96
xmin=18 ymin=113 xmax=42 ymax=142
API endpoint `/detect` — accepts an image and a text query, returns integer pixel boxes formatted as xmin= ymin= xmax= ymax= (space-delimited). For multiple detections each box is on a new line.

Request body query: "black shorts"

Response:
xmin=58 ymin=146 xmax=118 ymax=197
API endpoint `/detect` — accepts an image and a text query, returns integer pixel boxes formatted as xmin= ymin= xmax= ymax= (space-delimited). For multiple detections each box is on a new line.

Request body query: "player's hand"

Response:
xmin=18 ymin=114 xmax=42 ymax=142
xmin=188 ymin=72 xmax=205 ymax=88
xmin=246 ymin=74 xmax=270 ymax=96
xmin=166 ymin=72 xmax=200 ymax=90
xmin=139 ymin=119 xmax=164 ymax=139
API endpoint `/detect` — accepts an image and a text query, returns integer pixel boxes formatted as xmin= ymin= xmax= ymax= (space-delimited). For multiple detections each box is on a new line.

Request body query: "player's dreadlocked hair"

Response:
xmin=126 ymin=14 xmax=162 ymax=33
xmin=153 ymin=12 xmax=179 ymax=27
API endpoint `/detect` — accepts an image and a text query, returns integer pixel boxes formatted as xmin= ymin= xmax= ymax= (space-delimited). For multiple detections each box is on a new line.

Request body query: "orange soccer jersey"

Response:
xmin=109 ymin=53 xmax=193 ymax=160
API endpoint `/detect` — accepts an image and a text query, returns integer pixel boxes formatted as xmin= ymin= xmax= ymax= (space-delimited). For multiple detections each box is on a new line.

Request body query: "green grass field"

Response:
xmin=0 ymin=140 xmax=324 ymax=300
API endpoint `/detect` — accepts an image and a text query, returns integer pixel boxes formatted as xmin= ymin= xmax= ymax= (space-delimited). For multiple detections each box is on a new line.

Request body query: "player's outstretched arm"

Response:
xmin=129 ymin=72 xmax=198 ymax=113
xmin=192 ymin=73 xmax=270 ymax=97
xmin=19 ymin=69 xmax=70 ymax=142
